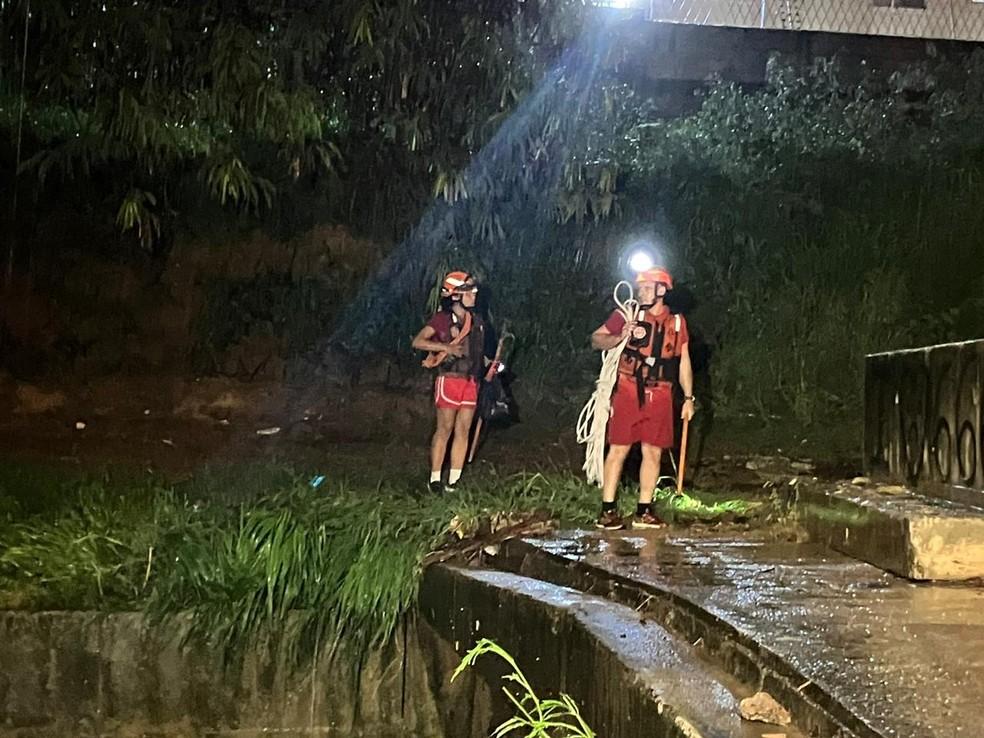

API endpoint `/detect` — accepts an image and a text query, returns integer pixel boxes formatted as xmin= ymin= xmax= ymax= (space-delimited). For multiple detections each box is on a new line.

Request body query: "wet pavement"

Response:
xmin=523 ymin=530 xmax=984 ymax=738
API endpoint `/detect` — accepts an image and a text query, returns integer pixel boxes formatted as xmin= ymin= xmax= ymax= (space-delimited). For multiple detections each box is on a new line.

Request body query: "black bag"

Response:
xmin=478 ymin=374 xmax=513 ymax=423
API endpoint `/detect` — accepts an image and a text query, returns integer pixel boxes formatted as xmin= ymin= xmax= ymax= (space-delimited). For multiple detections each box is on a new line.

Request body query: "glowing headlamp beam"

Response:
xmin=628 ymin=249 xmax=655 ymax=274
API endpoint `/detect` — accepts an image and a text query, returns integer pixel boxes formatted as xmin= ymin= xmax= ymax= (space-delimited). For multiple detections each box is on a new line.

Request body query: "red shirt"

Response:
xmin=425 ymin=310 xmax=486 ymax=377
xmin=426 ymin=312 xmax=456 ymax=343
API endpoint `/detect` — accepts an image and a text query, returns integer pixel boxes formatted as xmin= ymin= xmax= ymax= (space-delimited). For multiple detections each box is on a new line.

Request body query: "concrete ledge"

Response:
xmin=490 ymin=537 xmax=873 ymax=738
xmin=792 ymin=481 xmax=984 ymax=580
xmin=420 ymin=564 xmax=810 ymax=738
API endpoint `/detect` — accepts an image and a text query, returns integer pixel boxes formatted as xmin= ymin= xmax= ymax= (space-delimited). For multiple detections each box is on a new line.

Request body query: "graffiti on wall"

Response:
xmin=865 ymin=340 xmax=983 ymax=494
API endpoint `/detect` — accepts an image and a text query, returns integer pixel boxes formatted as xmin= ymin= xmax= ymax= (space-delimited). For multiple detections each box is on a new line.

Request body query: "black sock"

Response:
xmin=602 ymin=500 xmax=617 ymax=513
xmin=636 ymin=502 xmax=651 ymax=516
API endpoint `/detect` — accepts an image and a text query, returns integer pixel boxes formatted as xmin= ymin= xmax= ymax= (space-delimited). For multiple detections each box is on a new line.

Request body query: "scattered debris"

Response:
xmin=739 ymin=692 xmax=792 ymax=726
xmin=790 ymin=461 xmax=814 ymax=472
xmin=256 ymin=426 xmax=281 ymax=436
xmin=876 ymin=484 xmax=907 ymax=495
xmin=851 ymin=476 xmax=871 ymax=486
xmin=448 ymin=515 xmax=472 ymax=540
xmin=74 ymin=421 xmax=86 ymax=431
xmin=309 ymin=475 xmax=326 ymax=489
xmin=143 ymin=409 xmax=151 ymax=416
xmin=161 ymin=439 xmax=174 ymax=447
xmin=426 ymin=512 xmax=552 ymax=566
xmin=219 ymin=418 xmax=230 ymax=426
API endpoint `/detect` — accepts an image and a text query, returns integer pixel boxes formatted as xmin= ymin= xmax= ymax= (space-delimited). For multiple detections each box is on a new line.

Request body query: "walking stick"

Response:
xmin=676 ymin=417 xmax=690 ymax=495
xmin=467 ymin=417 xmax=484 ymax=464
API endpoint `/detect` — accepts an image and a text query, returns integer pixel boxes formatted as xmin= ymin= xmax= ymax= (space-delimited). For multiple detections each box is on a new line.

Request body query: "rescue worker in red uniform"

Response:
xmin=412 ymin=271 xmax=488 ymax=493
xmin=590 ymin=267 xmax=696 ymax=529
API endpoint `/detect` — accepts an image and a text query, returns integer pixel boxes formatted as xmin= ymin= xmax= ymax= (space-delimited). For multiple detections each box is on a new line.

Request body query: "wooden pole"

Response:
xmin=676 ymin=417 xmax=690 ymax=495
xmin=467 ymin=417 xmax=484 ymax=464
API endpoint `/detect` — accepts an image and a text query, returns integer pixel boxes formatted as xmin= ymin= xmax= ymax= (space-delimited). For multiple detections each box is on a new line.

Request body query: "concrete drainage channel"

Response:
xmin=6 ymin=529 xmax=936 ymax=738
xmin=0 ymin=560 xmax=826 ymax=738
xmin=470 ymin=538 xmax=865 ymax=738
xmin=420 ymin=562 xmax=811 ymax=738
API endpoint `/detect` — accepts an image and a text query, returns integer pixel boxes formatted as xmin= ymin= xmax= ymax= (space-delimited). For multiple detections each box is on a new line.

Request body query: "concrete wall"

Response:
xmin=864 ymin=339 xmax=984 ymax=502
xmin=0 ymin=611 xmax=491 ymax=737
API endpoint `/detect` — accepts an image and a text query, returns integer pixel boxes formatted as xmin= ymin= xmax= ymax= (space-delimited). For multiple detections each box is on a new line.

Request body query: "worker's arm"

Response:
xmin=412 ymin=325 xmax=464 ymax=356
xmin=679 ymin=342 xmax=695 ymax=421
xmin=591 ymin=320 xmax=630 ymax=351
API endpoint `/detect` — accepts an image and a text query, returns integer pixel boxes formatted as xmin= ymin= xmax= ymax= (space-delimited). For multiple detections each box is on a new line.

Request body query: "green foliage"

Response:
xmin=116 ymin=188 xmax=161 ymax=249
xmin=453 ymin=638 xmax=595 ymax=738
xmin=1 ymin=0 xmax=601 ymax=247
xmin=626 ymin=54 xmax=984 ymax=182
xmin=653 ymin=488 xmax=752 ymax=523
xmin=0 ymin=464 xmax=750 ymax=664
xmin=0 ymin=486 xmax=203 ymax=609
xmin=612 ymin=54 xmax=984 ymax=425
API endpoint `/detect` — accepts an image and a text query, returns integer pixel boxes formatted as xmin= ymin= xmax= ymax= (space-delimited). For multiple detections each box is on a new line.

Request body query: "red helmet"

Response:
xmin=441 ymin=271 xmax=476 ymax=297
xmin=636 ymin=267 xmax=673 ymax=290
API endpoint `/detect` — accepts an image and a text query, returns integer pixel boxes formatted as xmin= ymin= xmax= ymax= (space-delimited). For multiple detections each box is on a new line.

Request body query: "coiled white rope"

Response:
xmin=577 ymin=281 xmax=638 ymax=486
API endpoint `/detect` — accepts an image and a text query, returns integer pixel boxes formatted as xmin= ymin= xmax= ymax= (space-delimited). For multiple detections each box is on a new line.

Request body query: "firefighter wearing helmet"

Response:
xmin=589 ymin=266 xmax=696 ymax=529
xmin=411 ymin=271 xmax=491 ymax=493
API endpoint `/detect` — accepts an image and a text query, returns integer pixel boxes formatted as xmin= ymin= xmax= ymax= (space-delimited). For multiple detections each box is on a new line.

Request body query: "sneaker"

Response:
xmin=633 ymin=510 xmax=667 ymax=529
xmin=595 ymin=509 xmax=625 ymax=530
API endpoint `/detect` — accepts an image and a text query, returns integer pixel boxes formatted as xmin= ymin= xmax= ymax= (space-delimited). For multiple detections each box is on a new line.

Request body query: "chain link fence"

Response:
xmin=597 ymin=0 xmax=984 ymax=42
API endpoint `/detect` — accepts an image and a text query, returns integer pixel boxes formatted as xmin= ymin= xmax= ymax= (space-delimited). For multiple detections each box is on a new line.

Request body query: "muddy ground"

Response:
xmin=0 ymin=370 xmax=862 ymax=488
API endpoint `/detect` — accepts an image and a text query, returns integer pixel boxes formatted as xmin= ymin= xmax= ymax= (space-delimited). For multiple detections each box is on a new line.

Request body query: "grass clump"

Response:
xmin=0 ymin=463 xmax=757 ymax=665
xmin=453 ymin=638 xmax=595 ymax=738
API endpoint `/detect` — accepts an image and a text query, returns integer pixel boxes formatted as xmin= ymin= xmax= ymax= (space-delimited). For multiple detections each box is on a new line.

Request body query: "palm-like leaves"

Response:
xmin=1 ymin=0 xmax=613 ymax=250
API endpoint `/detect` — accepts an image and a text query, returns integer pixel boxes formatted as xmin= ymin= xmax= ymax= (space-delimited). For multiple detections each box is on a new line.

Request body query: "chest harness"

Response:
xmin=619 ymin=308 xmax=682 ymax=407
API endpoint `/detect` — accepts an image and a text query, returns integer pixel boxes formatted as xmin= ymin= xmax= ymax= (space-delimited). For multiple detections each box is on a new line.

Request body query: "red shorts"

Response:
xmin=608 ymin=376 xmax=674 ymax=448
xmin=434 ymin=375 xmax=478 ymax=410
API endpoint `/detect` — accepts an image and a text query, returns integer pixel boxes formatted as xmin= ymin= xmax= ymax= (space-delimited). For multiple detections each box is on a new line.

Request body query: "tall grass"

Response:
xmin=0 ymin=466 xmax=752 ymax=663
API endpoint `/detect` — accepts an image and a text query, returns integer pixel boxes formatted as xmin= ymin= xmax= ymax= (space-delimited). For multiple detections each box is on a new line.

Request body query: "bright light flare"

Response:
xmin=628 ymin=249 xmax=655 ymax=274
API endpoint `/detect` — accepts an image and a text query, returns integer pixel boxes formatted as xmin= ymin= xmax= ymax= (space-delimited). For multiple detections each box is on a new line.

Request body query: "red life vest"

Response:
xmin=619 ymin=308 xmax=683 ymax=404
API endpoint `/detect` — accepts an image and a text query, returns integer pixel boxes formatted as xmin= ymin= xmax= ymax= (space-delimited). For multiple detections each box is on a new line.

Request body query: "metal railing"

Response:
xmin=595 ymin=0 xmax=984 ymax=42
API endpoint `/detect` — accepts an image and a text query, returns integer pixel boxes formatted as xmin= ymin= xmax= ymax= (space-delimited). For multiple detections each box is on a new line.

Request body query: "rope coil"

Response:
xmin=576 ymin=281 xmax=638 ymax=486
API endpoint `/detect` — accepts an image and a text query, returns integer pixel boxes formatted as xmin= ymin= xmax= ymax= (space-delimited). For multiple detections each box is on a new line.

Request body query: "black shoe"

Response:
xmin=444 ymin=482 xmax=458 ymax=494
xmin=428 ymin=481 xmax=443 ymax=494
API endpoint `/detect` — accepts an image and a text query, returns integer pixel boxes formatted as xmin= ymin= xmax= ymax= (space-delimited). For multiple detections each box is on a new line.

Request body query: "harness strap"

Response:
xmin=623 ymin=313 xmax=683 ymax=406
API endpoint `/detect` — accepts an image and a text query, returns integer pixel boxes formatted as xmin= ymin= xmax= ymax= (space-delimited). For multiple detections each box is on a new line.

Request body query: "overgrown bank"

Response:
xmin=0 ymin=463 xmax=753 ymax=664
